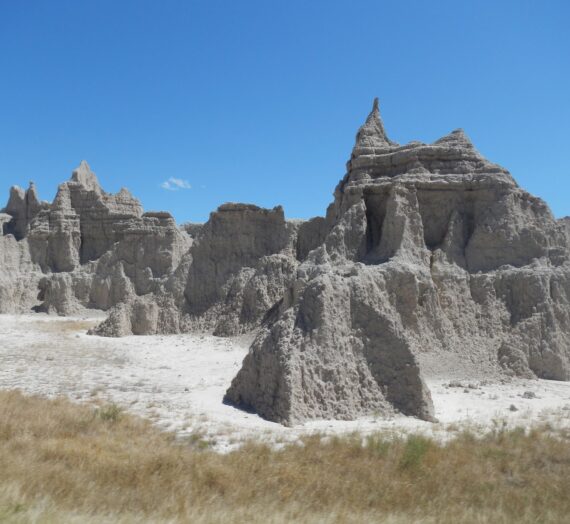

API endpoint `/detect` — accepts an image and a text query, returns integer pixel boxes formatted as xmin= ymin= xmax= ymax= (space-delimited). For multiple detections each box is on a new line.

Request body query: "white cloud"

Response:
xmin=160 ymin=177 xmax=192 ymax=191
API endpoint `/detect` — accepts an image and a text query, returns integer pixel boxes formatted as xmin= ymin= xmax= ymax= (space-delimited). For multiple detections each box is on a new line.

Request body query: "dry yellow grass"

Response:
xmin=0 ymin=390 xmax=569 ymax=523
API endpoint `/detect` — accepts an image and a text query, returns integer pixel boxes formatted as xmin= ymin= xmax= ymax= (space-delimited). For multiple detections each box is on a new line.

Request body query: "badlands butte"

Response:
xmin=2 ymin=99 xmax=570 ymax=426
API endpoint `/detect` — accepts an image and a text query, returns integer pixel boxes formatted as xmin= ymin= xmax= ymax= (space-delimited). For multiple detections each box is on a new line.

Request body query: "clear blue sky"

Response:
xmin=1 ymin=1 xmax=569 ymax=223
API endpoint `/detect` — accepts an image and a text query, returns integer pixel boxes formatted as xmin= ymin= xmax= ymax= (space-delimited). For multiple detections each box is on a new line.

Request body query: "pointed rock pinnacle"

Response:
xmin=71 ymin=160 xmax=102 ymax=194
xmin=353 ymin=97 xmax=394 ymax=152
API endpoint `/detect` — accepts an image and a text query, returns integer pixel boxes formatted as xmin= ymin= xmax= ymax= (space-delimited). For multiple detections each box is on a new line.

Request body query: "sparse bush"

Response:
xmin=365 ymin=434 xmax=391 ymax=457
xmin=399 ymin=435 xmax=433 ymax=470
xmin=95 ymin=403 xmax=122 ymax=422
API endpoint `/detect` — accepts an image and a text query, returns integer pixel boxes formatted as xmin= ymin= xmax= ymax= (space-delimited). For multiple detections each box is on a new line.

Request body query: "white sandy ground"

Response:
xmin=1 ymin=313 xmax=570 ymax=452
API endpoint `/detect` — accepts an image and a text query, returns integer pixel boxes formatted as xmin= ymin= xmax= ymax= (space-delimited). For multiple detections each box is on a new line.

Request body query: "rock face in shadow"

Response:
xmin=2 ymin=99 xmax=570 ymax=426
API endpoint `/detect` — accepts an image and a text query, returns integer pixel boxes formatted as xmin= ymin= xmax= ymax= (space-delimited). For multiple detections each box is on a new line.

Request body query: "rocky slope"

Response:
xmin=2 ymin=99 xmax=570 ymax=426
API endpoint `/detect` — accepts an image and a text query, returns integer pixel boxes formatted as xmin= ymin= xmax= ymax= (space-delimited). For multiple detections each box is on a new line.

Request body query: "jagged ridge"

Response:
xmin=2 ymin=99 xmax=570 ymax=426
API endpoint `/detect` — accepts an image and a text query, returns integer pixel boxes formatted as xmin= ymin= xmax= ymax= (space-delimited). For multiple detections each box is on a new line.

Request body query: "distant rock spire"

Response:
xmin=71 ymin=160 xmax=102 ymax=194
xmin=25 ymin=180 xmax=41 ymax=212
xmin=353 ymin=97 xmax=395 ymax=154
xmin=4 ymin=186 xmax=25 ymax=216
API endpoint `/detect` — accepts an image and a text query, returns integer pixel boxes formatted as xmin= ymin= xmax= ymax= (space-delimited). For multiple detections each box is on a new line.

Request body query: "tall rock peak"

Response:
xmin=26 ymin=181 xmax=40 ymax=203
xmin=2 ymin=183 xmax=46 ymax=239
xmin=71 ymin=160 xmax=101 ymax=194
xmin=345 ymin=100 xmax=510 ymax=183
xmin=353 ymin=97 xmax=395 ymax=153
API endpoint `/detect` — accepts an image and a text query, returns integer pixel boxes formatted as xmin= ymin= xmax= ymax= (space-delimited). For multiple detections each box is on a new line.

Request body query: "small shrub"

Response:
xmin=365 ymin=434 xmax=391 ymax=457
xmin=96 ymin=403 xmax=122 ymax=423
xmin=399 ymin=435 xmax=433 ymax=470
xmin=187 ymin=429 xmax=212 ymax=449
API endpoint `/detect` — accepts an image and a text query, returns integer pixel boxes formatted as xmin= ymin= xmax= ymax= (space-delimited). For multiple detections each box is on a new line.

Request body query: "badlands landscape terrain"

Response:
xmin=1 ymin=100 xmax=570 ymax=522
xmin=2 ymin=99 xmax=570 ymax=428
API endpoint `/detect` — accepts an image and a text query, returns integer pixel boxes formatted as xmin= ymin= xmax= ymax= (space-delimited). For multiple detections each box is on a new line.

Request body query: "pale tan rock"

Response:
xmin=3 ymin=99 xmax=570 ymax=427
xmin=224 ymin=99 xmax=570 ymax=424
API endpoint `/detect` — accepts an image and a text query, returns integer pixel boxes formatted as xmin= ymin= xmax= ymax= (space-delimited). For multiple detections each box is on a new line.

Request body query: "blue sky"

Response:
xmin=0 ymin=1 xmax=569 ymax=223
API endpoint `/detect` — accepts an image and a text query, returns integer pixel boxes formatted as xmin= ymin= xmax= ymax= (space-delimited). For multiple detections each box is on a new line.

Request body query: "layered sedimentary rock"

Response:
xmin=95 ymin=202 xmax=326 ymax=337
xmin=224 ymin=98 xmax=570 ymax=424
xmin=182 ymin=204 xmax=298 ymax=335
xmin=2 ymin=182 xmax=48 ymax=240
xmin=0 ymin=211 xmax=43 ymax=313
xmin=0 ymin=161 xmax=190 ymax=317
xmin=2 ymin=99 xmax=570 ymax=426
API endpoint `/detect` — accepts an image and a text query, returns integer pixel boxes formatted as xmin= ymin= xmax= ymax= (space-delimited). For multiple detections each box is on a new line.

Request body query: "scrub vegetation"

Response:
xmin=1 ymin=390 xmax=569 ymax=523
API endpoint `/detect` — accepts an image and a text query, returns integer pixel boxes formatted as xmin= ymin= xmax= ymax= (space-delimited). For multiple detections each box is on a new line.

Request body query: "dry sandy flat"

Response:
xmin=1 ymin=313 xmax=570 ymax=451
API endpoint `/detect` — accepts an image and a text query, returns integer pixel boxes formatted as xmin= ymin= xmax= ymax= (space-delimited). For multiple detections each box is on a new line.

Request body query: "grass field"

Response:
xmin=0 ymin=389 xmax=569 ymax=523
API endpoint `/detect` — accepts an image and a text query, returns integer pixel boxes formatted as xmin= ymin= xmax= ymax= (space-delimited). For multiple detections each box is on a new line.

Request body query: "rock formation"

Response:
xmin=0 ymin=161 xmax=190 ymax=316
xmin=2 ymin=99 xmax=570 ymax=426
xmin=224 ymin=98 xmax=570 ymax=424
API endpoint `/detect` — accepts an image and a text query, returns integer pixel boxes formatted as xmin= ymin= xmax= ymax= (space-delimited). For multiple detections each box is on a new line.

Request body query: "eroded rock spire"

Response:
xmin=353 ymin=97 xmax=394 ymax=152
xmin=71 ymin=160 xmax=102 ymax=194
